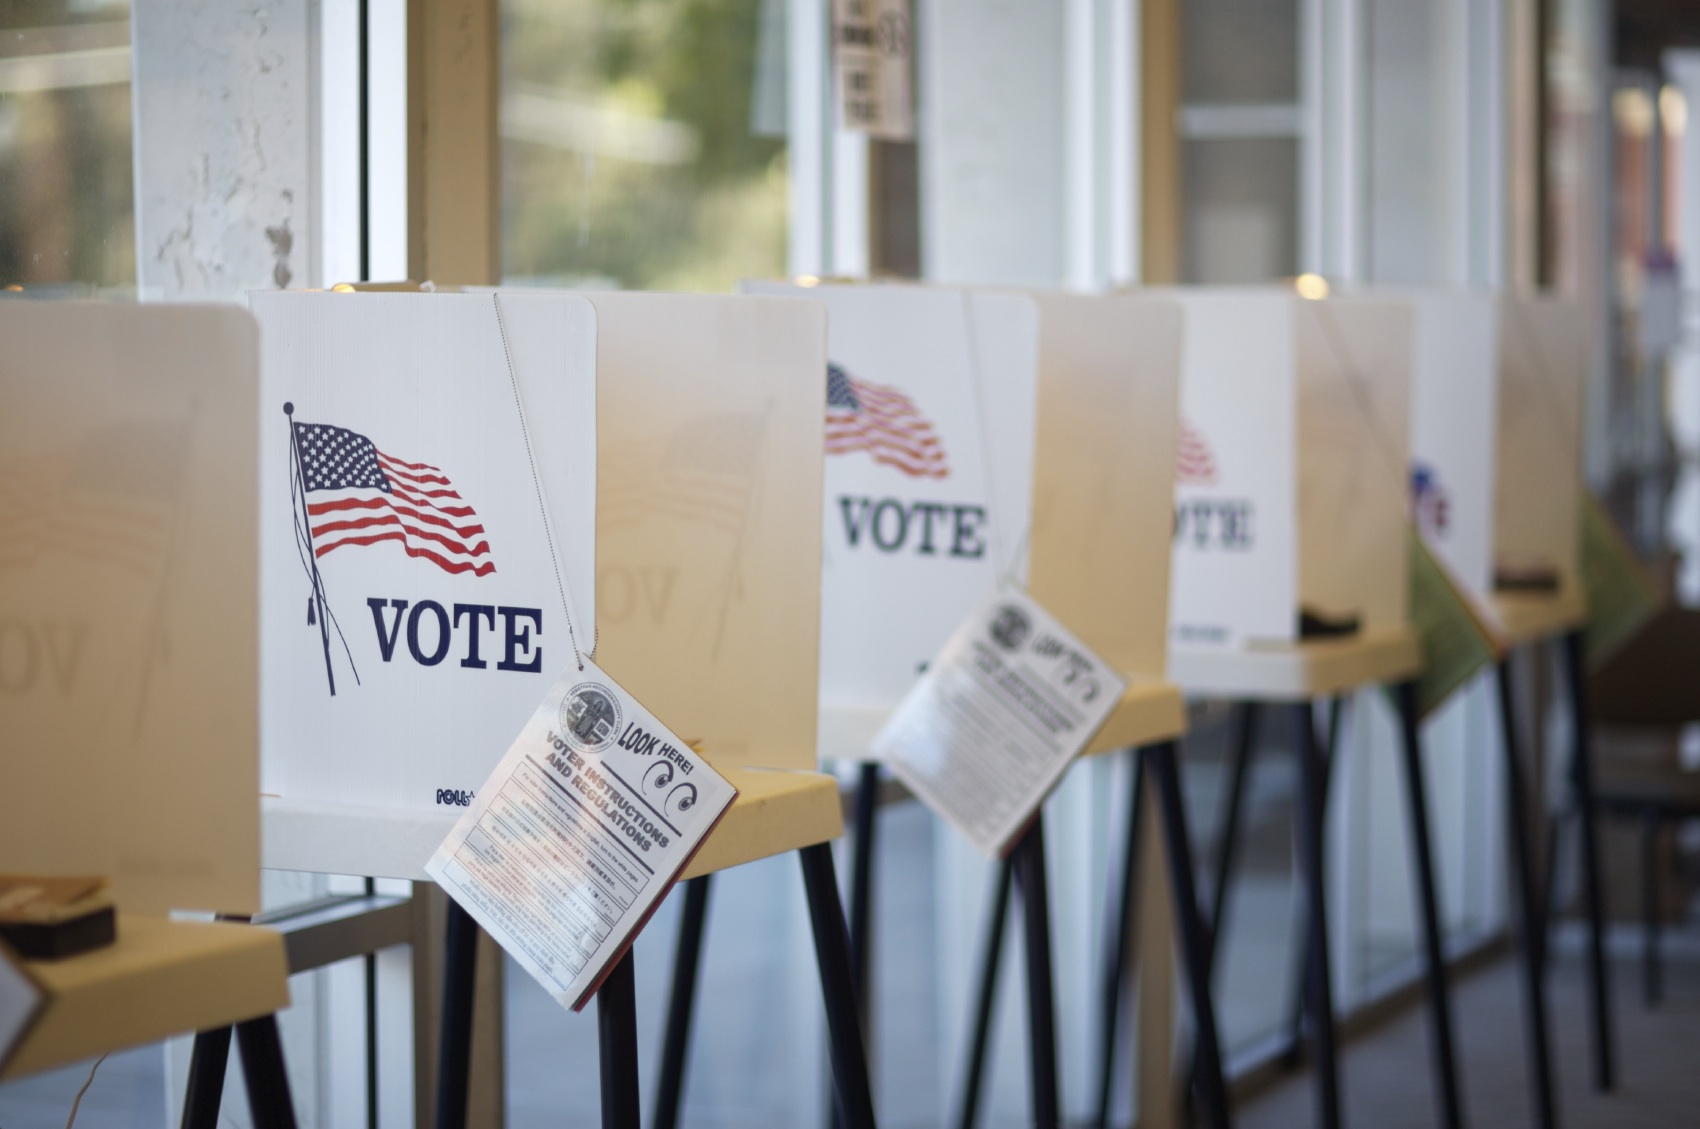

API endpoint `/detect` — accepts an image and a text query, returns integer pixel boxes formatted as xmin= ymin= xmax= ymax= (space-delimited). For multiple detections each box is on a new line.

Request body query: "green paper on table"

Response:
xmin=1405 ymin=532 xmax=1498 ymax=718
xmin=1579 ymin=493 xmax=1662 ymax=664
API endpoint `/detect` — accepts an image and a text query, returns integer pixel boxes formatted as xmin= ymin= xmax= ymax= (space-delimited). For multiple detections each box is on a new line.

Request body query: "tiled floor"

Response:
xmin=0 ymin=1043 xmax=165 ymax=1128
xmin=1241 ymin=926 xmax=1700 ymax=1129
xmin=7 ymin=914 xmax=1700 ymax=1128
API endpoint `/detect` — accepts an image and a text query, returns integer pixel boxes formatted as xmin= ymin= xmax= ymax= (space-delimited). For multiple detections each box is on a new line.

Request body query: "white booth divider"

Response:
xmin=254 ymin=291 xmax=597 ymax=880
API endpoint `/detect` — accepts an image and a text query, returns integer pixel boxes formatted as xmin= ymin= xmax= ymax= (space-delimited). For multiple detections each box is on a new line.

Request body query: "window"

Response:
xmin=1178 ymin=0 xmax=1301 ymax=284
xmin=500 ymin=0 xmax=789 ymax=291
xmin=0 ymin=0 xmax=133 ymax=294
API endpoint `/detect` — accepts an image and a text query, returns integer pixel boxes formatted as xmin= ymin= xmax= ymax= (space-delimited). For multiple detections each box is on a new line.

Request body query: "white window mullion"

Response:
xmin=832 ymin=131 xmax=871 ymax=277
xmin=1300 ymin=0 xmax=1325 ymax=274
xmin=1301 ymin=0 xmax=1367 ymax=281
xmin=788 ymin=0 xmax=829 ymax=277
xmin=1106 ymin=0 xmax=1138 ymax=286
xmin=1063 ymin=0 xmax=1098 ymax=289
xmin=317 ymin=0 xmax=362 ymax=286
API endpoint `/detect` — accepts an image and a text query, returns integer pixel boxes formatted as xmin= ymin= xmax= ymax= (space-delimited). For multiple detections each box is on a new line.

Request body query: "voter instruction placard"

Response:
xmin=427 ymin=658 xmax=737 ymax=1011
xmin=874 ymin=587 xmax=1127 ymax=858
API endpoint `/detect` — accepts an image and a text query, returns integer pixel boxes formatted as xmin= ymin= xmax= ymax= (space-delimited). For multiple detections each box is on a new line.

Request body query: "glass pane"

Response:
xmin=0 ymin=0 xmax=134 ymax=295
xmin=1181 ymin=137 xmax=1299 ymax=283
xmin=1366 ymin=0 xmax=1441 ymax=284
xmin=1353 ymin=696 xmax=1422 ymax=990
xmin=1182 ymin=703 xmax=1303 ymax=1055
xmin=1181 ymin=0 xmax=1299 ymax=105
xmin=501 ymin=0 xmax=788 ymax=291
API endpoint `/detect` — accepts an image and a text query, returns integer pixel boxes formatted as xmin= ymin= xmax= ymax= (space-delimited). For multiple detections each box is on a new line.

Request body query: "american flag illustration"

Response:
xmin=292 ymin=420 xmax=495 ymax=576
xmin=1176 ymin=419 xmax=1218 ymax=486
xmin=1410 ymin=462 xmax=1449 ymax=535
xmin=826 ymin=363 xmax=949 ymax=479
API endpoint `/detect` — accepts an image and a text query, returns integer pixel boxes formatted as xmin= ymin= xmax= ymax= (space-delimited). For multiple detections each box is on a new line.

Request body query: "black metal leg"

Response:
xmin=599 ymin=949 xmax=642 ymax=1129
xmin=1184 ymin=704 xmax=1260 ymax=1113
xmin=181 ymin=1026 xmax=233 ymax=1129
xmin=1290 ymin=702 xmax=1342 ymax=1129
xmin=1497 ymin=659 xmax=1559 ymax=1129
xmin=365 ymin=878 xmax=379 ymax=1129
xmin=1561 ymin=629 xmax=1616 ymax=1091
xmin=434 ymin=898 xmax=480 ymax=1129
xmin=235 ymin=1015 xmax=300 ymax=1129
xmin=955 ymin=853 xmax=1016 ymax=1129
xmin=1394 ymin=680 xmax=1466 ymax=1129
xmin=365 ymin=954 xmax=379 ymax=1129
xmin=1283 ymin=699 xmax=1340 ymax=1068
xmin=800 ymin=843 xmax=880 ymax=1129
xmin=1094 ymin=749 xmax=1145 ymax=1129
xmin=1541 ymin=809 xmax=1564 ymax=958
xmin=1013 ymin=815 xmax=1062 ymax=1129
xmin=1642 ymin=815 xmax=1663 ymax=1007
xmin=1147 ymin=741 xmax=1233 ymax=1129
xmin=849 ymin=760 xmax=882 ymax=1025
xmin=1207 ymin=703 xmax=1261 ymax=970
xmin=653 ymin=875 xmax=714 ymax=1129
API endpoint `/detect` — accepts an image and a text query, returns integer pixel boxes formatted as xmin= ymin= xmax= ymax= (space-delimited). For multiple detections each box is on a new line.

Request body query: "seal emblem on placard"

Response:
xmin=558 ymin=683 xmax=622 ymax=754
xmin=988 ymin=605 xmax=1030 ymax=652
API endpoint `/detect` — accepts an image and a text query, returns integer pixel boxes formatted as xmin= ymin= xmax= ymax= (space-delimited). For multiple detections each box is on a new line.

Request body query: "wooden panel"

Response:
xmin=407 ymin=0 xmax=500 ymax=286
xmin=1139 ymin=0 xmax=1181 ymax=284
xmin=1495 ymin=296 xmax=1586 ymax=595
xmin=589 ymin=293 xmax=827 ymax=774
xmin=0 ymin=304 xmax=262 ymax=916
xmin=1028 ymin=294 xmax=1183 ymax=680
xmin=1295 ymin=297 xmax=1415 ymax=632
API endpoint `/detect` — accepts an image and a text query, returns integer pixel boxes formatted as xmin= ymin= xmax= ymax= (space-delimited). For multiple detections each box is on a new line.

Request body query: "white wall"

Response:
xmin=131 ymin=1 xmax=317 ymax=300
xmin=919 ymin=0 xmax=1136 ymax=289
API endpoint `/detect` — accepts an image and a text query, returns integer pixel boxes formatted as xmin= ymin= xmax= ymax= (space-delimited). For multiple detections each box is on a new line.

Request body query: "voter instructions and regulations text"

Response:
xmin=874 ymin=586 xmax=1126 ymax=858
xmin=428 ymin=658 xmax=736 ymax=1011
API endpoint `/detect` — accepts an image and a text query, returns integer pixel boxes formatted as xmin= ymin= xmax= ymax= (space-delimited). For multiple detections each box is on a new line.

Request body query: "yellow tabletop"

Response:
xmin=1169 ymin=627 xmax=1422 ymax=702
xmin=1487 ymin=588 xmax=1587 ymax=651
xmin=1084 ymin=681 xmax=1189 ymax=756
xmin=822 ymin=678 xmax=1189 ymax=768
xmin=4 ymin=915 xmax=290 ymax=1080
xmin=681 ymin=767 xmax=844 ymax=880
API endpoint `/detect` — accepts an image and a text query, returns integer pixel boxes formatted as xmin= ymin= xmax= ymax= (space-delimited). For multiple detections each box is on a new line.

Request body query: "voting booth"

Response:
xmin=747 ymin=281 xmax=1188 ymax=757
xmin=1165 ymin=289 xmax=1421 ymax=692
xmin=1157 ymin=288 xmax=1460 ymax=1129
xmin=1488 ymin=294 xmax=1608 ymax=1121
xmin=1405 ymin=291 xmax=1589 ymax=641
xmin=745 ymin=281 xmax=1222 ymax=1129
xmin=254 ymin=290 xmax=842 ymax=882
xmin=0 ymin=303 xmax=294 ymax=1104
xmin=1403 ymin=293 xmax=1605 ymax=1125
xmin=256 ymin=289 xmax=876 ymax=1129
xmin=742 ymin=281 xmax=1040 ymax=761
xmin=1024 ymin=290 xmax=1189 ymax=750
